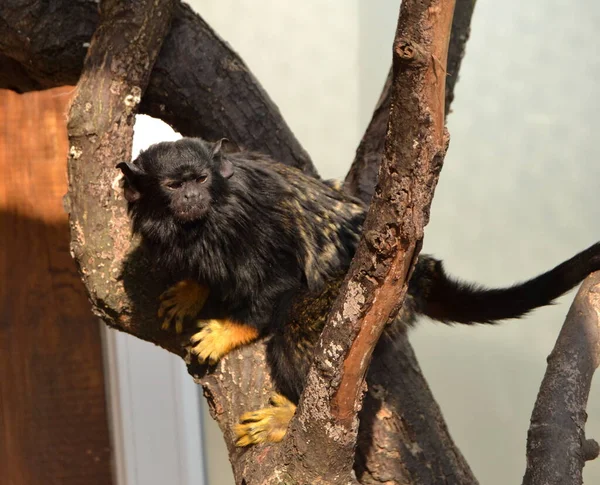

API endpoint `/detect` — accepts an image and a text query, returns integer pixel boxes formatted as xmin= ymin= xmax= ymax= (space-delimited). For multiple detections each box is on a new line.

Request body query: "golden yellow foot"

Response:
xmin=189 ymin=319 xmax=259 ymax=364
xmin=158 ymin=280 xmax=210 ymax=333
xmin=234 ymin=394 xmax=297 ymax=447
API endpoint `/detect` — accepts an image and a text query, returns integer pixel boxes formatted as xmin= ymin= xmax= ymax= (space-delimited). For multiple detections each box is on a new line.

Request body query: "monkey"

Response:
xmin=117 ymin=137 xmax=366 ymax=360
xmin=117 ymin=137 xmax=600 ymax=447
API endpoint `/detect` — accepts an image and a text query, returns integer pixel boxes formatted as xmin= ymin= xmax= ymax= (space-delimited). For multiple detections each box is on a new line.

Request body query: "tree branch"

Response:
xmin=0 ymin=0 xmax=316 ymax=176
xmin=445 ymin=0 xmax=477 ymax=115
xmin=346 ymin=3 xmax=479 ymax=482
xmin=65 ymin=0 xmax=174 ymax=346
xmin=280 ymin=1 xmax=456 ymax=482
xmin=522 ymin=271 xmax=600 ymax=485
xmin=344 ymin=0 xmax=477 ymax=204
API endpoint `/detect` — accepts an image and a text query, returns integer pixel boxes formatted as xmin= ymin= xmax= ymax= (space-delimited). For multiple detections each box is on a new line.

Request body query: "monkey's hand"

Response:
xmin=158 ymin=280 xmax=210 ymax=334
xmin=189 ymin=319 xmax=259 ymax=365
xmin=234 ymin=394 xmax=296 ymax=447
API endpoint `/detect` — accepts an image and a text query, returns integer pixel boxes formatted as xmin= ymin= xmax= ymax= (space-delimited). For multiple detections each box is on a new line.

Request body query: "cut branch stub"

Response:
xmin=395 ymin=38 xmax=428 ymax=65
xmin=344 ymin=0 xmax=477 ymax=204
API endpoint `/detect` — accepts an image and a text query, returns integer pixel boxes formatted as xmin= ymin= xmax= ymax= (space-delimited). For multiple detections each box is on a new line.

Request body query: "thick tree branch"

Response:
xmin=0 ymin=0 xmax=316 ymax=176
xmin=278 ymin=1 xmax=456 ymax=482
xmin=347 ymin=4 xmax=479 ymax=482
xmin=65 ymin=0 xmax=174 ymax=348
xmin=522 ymin=271 xmax=600 ymax=485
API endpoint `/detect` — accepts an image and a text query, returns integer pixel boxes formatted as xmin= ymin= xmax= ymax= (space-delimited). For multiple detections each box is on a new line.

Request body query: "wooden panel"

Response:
xmin=0 ymin=88 xmax=114 ymax=485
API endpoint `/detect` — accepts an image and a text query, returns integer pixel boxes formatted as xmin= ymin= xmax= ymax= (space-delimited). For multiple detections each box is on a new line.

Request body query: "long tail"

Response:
xmin=413 ymin=242 xmax=600 ymax=324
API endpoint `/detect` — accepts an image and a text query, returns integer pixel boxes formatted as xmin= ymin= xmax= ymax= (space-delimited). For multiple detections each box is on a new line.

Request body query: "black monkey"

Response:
xmin=117 ymin=137 xmax=365 ymax=361
xmin=117 ymin=137 xmax=600 ymax=446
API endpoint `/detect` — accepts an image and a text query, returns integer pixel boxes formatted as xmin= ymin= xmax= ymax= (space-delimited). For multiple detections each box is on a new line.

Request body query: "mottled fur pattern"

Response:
xmin=118 ymin=137 xmax=365 ymax=335
xmin=119 ymin=137 xmax=600 ymax=405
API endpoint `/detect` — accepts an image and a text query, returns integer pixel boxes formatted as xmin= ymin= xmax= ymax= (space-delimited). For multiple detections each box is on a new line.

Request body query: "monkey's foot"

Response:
xmin=189 ymin=319 xmax=259 ymax=365
xmin=158 ymin=280 xmax=210 ymax=333
xmin=234 ymin=394 xmax=296 ymax=447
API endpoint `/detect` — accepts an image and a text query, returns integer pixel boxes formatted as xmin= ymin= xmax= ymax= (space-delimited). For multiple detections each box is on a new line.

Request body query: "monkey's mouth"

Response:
xmin=172 ymin=204 xmax=208 ymax=222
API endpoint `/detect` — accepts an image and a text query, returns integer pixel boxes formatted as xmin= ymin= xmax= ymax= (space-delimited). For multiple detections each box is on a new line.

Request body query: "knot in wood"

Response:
xmin=395 ymin=39 xmax=416 ymax=60
xmin=394 ymin=38 xmax=427 ymax=66
xmin=364 ymin=228 xmax=396 ymax=255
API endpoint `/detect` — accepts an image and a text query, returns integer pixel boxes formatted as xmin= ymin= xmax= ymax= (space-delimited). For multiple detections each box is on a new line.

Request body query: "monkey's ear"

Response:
xmin=211 ymin=139 xmax=235 ymax=179
xmin=218 ymin=158 xmax=234 ymax=179
xmin=116 ymin=161 xmax=144 ymax=202
xmin=211 ymin=138 xmax=240 ymax=156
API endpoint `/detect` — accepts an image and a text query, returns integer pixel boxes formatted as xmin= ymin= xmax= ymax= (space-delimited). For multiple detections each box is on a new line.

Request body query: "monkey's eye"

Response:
xmin=196 ymin=175 xmax=208 ymax=184
xmin=166 ymin=181 xmax=183 ymax=190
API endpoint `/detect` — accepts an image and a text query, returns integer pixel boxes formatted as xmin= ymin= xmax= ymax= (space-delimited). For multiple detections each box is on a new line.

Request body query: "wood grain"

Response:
xmin=0 ymin=87 xmax=113 ymax=485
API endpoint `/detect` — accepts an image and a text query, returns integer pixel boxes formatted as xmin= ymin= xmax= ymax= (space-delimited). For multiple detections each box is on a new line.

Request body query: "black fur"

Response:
xmin=119 ymin=137 xmax=365 ymax=333
xmin=118 ymin=137 xmax=600 ymax=404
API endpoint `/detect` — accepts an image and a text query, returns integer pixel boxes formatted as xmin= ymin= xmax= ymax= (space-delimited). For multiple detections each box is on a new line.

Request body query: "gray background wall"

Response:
xmin=118 ymin=1 xmax=600 ymax=483
xmin=362 ymin=1 xmax=600 ymax=484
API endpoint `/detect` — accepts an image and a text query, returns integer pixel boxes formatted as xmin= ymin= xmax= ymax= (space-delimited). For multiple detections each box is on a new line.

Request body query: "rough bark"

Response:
xmin=0 ymin=0 xmax=315 ymax=176
xmin=522 ymin=271 xmax=600 ymax=485
xmin=347 ymin=1 xmax=480 ymax=483
xmin=277 ymin=1 xmax=457 ymax=483
xmin=344 ymin=0 xmax=477 ymax=204
xmin=343 ymin=69 xmax=391 ymax=204
xmin=357 ymin=333 xmax=477 ymax=485
xmin=65 ymin=0 xmax=175 ymax=348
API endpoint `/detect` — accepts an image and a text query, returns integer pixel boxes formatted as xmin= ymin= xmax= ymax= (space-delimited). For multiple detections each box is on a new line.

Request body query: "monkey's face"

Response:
xmin=117 ymin=138 xmax=234 ymax=225
xmin=159 ymin=167 xmax=213 ymax=222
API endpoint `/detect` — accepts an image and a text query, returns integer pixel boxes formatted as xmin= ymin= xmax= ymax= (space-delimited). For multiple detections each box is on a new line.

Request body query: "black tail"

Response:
xmin=414 ymin=242 xmax=600 ymax=325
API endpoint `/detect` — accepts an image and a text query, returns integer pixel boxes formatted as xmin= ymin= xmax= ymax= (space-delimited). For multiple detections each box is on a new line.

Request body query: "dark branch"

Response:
xmin=522 ymin=271 xmax=600 ymax=485
xmin=445 ymin=0 xmax=477 ymax=115
xmin=0 ymin=0 xmax=316 ymax=176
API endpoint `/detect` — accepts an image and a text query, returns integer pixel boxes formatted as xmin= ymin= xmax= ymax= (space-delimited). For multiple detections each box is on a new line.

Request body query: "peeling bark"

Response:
xmin=522 ymin=271 xmax=600 ymax=485
xmin=347 ymin=1 xmax=480 ymax=483
xmin=281 ymin=1 xmax=458 ymax=483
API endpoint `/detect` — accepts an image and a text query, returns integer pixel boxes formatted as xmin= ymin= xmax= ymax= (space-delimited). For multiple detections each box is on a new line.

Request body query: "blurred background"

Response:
xmin=2 ymin=0 xmax=598 ymax=484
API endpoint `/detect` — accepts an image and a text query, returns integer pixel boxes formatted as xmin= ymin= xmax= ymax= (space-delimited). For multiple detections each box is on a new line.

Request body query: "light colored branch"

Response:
xmin=523 ymin=271 xmax=600 ymax=485
xmin=346 ymin=6 xmax=480 ymax=481
xmin=65 ymin=0 xmax=174 ymax=346
xmin=344 ymin=0 xmax=477 ymax=204
xmin=281 ymin=0 xmax=457 ymax=482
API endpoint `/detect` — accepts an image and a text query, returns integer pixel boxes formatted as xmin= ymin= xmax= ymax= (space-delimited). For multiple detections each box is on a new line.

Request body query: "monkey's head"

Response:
xmin=117 ymin=138 xmax=234 ymax=225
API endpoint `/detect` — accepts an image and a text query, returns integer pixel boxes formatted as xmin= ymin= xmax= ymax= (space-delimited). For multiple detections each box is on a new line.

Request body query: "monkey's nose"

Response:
xmin=183 ymin=190 xmax=198 ymax=200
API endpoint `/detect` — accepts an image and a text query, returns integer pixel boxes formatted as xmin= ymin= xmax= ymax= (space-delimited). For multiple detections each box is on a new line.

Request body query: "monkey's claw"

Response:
xmin=234 ymin=394 xmax=296 ymax=447
xmin=158 ymin=280 xmax=209 ymax=333
xmin=189 ymin=319 xmax=259 ymax=365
